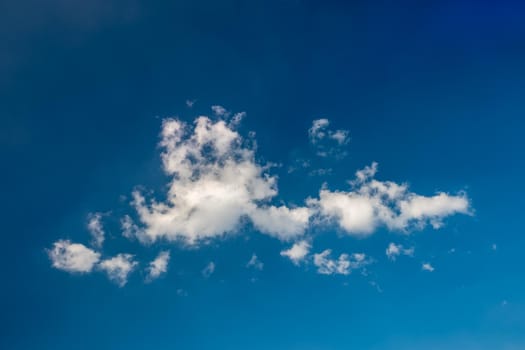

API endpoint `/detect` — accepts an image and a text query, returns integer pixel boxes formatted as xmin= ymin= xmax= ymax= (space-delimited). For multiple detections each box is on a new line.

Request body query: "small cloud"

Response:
xmin=48 ymin=240 xmax=101 ymax=273
xmin=211 ymin=105 xmax=230 ymax=117
xmin=202 ymin=261 xmax=215 ymax=278
xmin=246 ymin=253 xmax=263 ymax=270
xmin=386 ymin=242 xmax=414 ymax=261
xmin=448 ymin=248 xmax=456 ymax=254
xmin=422 ymin=263 xmax=435 ymax=272
xmin=145 ymin=251 xmax=170 ymax=282
xmin=87 ymin=212 xmax=105 ymax=248
xmin=492 ymin=243 xmax=497 ymax=251
xmin=369 ymin=280 xmax=383 ymax=293
xmin=308 ymin=118 xmax=350 ymax=158
xmin=186 ymin=99 xmax=196 ymax=108
xmin=313 ymin=249 xmax=370 ymax=275
xmin=280 ymin=240 xmax=311 ymax=265
xmin=99 ymin=254 xmax=138 ymax=287
xmin=501 ymin=300 xmax=508 ymax=307
xmin=287 ymin=158 xmax=311 ymax=174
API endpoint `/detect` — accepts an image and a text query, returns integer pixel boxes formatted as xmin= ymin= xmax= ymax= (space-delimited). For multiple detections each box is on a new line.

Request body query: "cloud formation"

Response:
xmin=130 ymin=116 xmax=311 ymax=245
xmin=48 ymin=240 xmax=101 ymax=273
xmin=309 ymin=162 xmax=470 ymax=236
xmin=48 ymin=238 xmax=137 ymax=286
xmin=48 ymin=107 xmax=472 ymax=286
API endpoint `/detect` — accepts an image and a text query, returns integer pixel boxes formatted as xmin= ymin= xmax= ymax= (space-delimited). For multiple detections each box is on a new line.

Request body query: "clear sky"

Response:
xmin=2 ymin=1 xmax=525 ymax=349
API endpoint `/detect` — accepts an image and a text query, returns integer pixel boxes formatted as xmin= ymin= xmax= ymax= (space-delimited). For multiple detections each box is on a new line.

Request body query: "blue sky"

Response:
xmin=2 ymin=0 xmax=525 ymax=349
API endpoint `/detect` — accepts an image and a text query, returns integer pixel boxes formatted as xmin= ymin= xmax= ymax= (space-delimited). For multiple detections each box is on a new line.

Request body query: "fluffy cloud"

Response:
xmin=386 ymin=243 xmax=415 ymax=261
xmin=131 ymin=116 xmax=311 ymax=245
xmin=87 ymin=212 xmax=104 ymax=248
xmin=308 ymin=118 xmax=350 ymax=157
xmin=422 ymin=263 xmax=435 ymax=272
xmin=48 ymin=108 xmax=473 ymax=285
xmin=280 ymin=240 xmax=311 ymax=265
xmin=249 ymin=206 xmax=311 ymax=241
xmin=313 ymin=249 xmax=369 ymax=275
xmin=309 ymin=162 xmax=470 ymax=236
xmin=99 ymin=254 xmax=138 ymax=287
xmin=48 ymin=240 xmax=101 ymax=273
xmin=202 ymin=261 xmax=215 ymax=278
xmin=146 ymin=251 xmax=170 ymax=281
xmin=246 ymin=253 xmax=264 ymax=270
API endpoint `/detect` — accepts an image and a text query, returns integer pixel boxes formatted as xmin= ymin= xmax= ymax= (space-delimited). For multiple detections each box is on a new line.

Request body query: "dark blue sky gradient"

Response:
xmin=1 ymin=1 xmax=525 ymax=349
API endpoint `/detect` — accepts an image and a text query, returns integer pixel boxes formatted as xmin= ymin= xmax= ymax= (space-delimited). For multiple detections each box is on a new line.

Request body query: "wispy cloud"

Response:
xmin=313 ymin=249 xmax=370 ymax=275
xmin=246 ymin=254 xmax=263 ymax=270
xmin=308 ymin=118 xmax=350 ymax=158
xmin=87 ymin=212 xmax=105 ymax=248
xmin=386 ymin=243 xmax=415 ymax=261
xmin=186 ymin=99 xmax=196 ymax=108
xmin=202 ymin=261 xmax=215 ymax=278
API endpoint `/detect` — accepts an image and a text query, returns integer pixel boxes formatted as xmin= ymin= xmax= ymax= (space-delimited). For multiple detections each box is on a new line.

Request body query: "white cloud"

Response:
xmin=280 ymin=240 xmax=311 ymax=265
xmin=146 ymin=251 xmax=170 ymax=281
xmin=47 ymin=107 xmax=473 ymax=286
xmin=308 ymin=118 xmax=350 ymax=157
xmin=87 ymin=212 xmax=104 ymax=248
xmin=492 ymin=243 xmax=497 ymax=251
xmin=313 ymin=249 xmax=369 ymax=275
xmin=309 ymin=162 xmax=470 ymax=236
xmin=249 ymin=206 xmax=311 ymax=241
xmin=48 ymin=240 xmax=101 ymax=273
xmin=422 ymin=263 xmax=435 ymax=272
xmin=131 ymin=116 xmax=311 ymax=245
xmin=246 ymin=253 xmax=264 ymax=270
xmin=386 ymin=242 xmax=414 ymax=261
xmin=202 ymin=261 xmax=215 ymax=278
xmin=99 ymin=254 xmax=138 ymax=287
